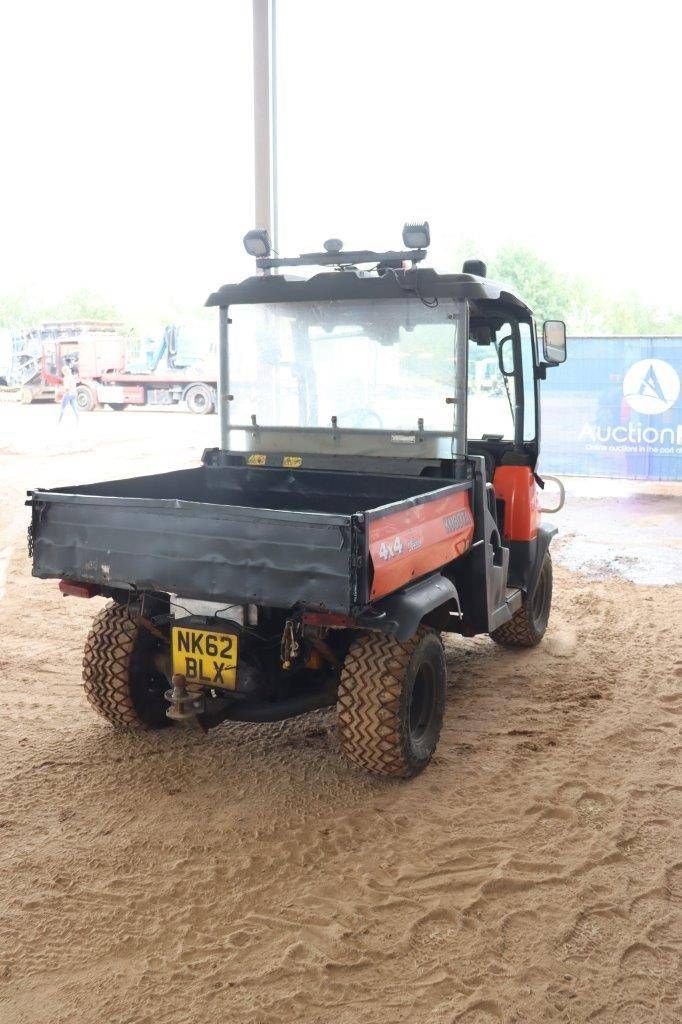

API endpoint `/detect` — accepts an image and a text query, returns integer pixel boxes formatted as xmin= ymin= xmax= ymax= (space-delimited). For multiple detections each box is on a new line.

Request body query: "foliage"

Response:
xmin=489 ymin=247 xmax=572 ymax=325
xmin=0 ymin=289 xmax=123 ymax=331
xmin=487 ymin=246 xmax=682 ymax=336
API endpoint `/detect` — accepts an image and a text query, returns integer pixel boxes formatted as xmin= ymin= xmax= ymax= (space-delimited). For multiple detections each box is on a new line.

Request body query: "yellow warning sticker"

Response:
xmin=282 ymin=455 xmax=302 ymax=468
xmin=247 ymin=453 xmax=267 ymax=466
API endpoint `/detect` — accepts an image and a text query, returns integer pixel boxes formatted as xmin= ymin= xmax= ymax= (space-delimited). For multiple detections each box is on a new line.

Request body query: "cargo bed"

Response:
xmin=29 ymin=463 xmax=473 ymax=614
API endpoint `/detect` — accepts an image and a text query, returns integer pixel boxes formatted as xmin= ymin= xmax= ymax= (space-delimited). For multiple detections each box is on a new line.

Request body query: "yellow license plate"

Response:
xmin=171 ymin=626 xmax=238 ymax=690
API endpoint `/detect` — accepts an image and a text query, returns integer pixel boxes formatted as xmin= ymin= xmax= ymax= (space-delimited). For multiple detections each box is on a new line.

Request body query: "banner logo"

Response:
xmin=622 ymin=359 xmax=680 ymax=415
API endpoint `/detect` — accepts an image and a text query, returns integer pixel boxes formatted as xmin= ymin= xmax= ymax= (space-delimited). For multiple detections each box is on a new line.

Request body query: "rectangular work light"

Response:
xmin=402 ymin=222 xmax=430 ymax=250
xmin=243 ymin=229 xmax=271 ymax=258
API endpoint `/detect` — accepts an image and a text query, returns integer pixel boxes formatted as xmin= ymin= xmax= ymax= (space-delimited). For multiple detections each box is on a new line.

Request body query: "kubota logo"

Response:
xmin=443 ymin=509 xmax=473 ymax=533
xmin=622 ymin=359 xmax=680 ymax=415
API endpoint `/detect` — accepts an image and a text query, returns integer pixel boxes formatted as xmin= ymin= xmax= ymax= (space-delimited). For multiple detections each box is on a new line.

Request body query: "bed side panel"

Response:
xmin=367 ymin=487 xmax=474 ymax=601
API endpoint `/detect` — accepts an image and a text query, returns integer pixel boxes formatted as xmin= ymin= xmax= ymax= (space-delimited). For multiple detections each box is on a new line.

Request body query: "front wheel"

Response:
xmin=76 ymin=385 xmax=96 ymax=412
xmin=337 ymin=627 xmax=446 ymax=777
xmin=82 ymin=602 xmax=171 ymax=729
xmin=491 ymin=550 xmax=553 ymax=648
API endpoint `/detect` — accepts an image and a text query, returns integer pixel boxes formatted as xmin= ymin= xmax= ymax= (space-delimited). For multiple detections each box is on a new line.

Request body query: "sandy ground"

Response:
xmin=1 ymin=405 xmax=681 ymax=1024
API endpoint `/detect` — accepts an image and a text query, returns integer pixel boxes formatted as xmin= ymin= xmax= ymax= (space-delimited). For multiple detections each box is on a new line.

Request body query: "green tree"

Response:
xmin=0 ymin=288 xmax=123 ymax=330
xmin=486 ymin=247 xmax=682 ymax=336
xmin=38 ymin=289 xmax=122 ymax=323
xmin=488 ymin=247 xmax=572 ymax=324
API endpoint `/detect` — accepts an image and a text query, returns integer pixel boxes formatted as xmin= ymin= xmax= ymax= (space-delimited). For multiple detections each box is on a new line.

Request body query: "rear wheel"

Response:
xmin=82 ymin=601 xmax=171 ymax=729
xmin=108 ymin=403 xmax=128 ymax=411
xmin=337 ymin=627 xmax=446 ymax=777
xmin=491 ymin=550 xmax=553 ymax=648
xmin=185 ymin=384 xmax=214 ymax=415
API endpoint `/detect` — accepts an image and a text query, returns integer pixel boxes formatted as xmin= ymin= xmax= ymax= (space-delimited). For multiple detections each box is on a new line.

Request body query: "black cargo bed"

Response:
xmin=29 ymin=464 xmax=463 ymax=613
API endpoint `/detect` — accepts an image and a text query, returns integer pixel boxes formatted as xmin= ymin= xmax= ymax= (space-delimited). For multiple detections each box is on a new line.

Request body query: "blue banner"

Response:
xmin=540 ymin=337 xmax=681 ymax=480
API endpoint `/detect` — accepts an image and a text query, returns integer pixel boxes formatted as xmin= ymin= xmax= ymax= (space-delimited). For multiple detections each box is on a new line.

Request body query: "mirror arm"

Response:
xmin=495 ymin=335 xmax=514 ymax=377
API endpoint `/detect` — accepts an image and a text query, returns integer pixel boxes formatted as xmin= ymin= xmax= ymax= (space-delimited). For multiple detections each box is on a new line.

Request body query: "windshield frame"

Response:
xmin=209 ymin=268 xmax=540 ymax=470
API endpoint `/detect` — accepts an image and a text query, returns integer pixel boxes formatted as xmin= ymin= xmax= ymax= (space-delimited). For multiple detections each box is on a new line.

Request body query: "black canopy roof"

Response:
xmin=205 ymin=267 xmax=532 ymax=316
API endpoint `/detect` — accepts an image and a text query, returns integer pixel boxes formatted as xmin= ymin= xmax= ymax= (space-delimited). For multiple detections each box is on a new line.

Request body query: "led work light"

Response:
xmin=402 ymin=222 xmax=430 ymax=249
xmin=243 ymin=229 xmax=271 ymax=258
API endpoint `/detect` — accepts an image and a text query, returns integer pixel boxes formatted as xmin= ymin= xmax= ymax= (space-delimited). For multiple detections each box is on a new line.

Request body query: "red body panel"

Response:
xmin=115 ymin=385 xmax=146 ymax=404
xmin=59 ymin=580 xmax=95 ymax=598
xmin=368 ymin=490 xmax=474 ymax=601
xmin=77 ymin=337 xmax=127 ymax=377
xmin=492 ymin=466 xmax=539 ymax=541
xmin=302 ymin=611 xmax=353 ymax=629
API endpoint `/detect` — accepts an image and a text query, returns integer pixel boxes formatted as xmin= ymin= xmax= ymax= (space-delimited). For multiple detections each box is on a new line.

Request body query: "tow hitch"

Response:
xmin=165 ymin=674 xmax=205 ymax=723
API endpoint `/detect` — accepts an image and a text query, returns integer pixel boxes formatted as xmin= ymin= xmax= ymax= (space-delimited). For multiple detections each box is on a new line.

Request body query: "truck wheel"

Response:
xmin=185 ymin=384 xmax=214 ymax=415
xmin=82 ymin=601 xmax=171 ymax=730
xmin=108 ymin=403 xmax=128 ymax=411
xmin=491 ymin=551 xmax=553 ymax=648
xmin=76 ymin=385 xmax=96 ymax=412
xmin=337 ymin=628 xmax=446 ymax=777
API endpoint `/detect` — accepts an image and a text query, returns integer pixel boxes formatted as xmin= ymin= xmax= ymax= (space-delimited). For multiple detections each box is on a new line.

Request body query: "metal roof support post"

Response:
xmin=252 ymin=0 xmax=278 ymax=254
xmin=454 ymin=301 xmax=469 ymax=477
xmin=218 ymin=306 xmax=230 ymax=449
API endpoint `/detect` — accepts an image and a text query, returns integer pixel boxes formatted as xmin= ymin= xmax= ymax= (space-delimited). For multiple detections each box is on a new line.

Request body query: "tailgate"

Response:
xmin=29 ymin=491 xmax=359 ymax=613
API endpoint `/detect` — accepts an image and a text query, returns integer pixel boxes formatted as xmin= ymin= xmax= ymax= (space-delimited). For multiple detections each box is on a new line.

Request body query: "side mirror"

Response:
xmin=542 ymin=320 xmax=567 ymax=365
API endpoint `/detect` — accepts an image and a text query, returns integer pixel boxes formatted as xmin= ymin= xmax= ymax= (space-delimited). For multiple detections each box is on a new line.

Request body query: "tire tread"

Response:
xmin=491 ymin=553 xmax=553 ymax=648
xmin=337 ymin=627 xmax=439 ymax=777
xmin=82 ymin=602 xmax=152 ymax=729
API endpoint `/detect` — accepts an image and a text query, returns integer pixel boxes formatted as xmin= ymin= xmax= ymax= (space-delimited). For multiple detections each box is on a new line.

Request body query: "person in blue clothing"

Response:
xmin=58 ymin=364 xmax=80 ymax=424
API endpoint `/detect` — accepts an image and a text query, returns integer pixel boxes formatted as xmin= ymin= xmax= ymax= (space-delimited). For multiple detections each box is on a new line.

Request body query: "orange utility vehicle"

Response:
xmin=28 ymin=225 xmax=566 ymax=777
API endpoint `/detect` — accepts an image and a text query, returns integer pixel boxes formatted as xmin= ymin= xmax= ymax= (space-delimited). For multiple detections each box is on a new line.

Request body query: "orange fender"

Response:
xmin=492 ymin=466 xmax=539 ymax=542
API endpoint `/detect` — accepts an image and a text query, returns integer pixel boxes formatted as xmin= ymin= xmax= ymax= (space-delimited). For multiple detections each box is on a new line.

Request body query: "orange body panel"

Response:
xmin=368 ymin=490 xmax=474 ymax=601
xmin=492 ymin=466 xmax=539 ymax=541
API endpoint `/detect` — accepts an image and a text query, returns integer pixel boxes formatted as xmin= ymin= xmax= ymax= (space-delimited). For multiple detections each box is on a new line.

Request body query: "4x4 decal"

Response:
xmin=378 ymin=536 xmax=404 ymax=560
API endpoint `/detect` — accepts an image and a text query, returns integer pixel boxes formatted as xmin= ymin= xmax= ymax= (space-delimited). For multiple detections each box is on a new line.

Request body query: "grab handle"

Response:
xmin=539 ymin=475 xmax=565 ymax=514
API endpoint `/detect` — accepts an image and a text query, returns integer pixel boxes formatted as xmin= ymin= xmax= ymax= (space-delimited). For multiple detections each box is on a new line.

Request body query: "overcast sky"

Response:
xmin=1 ymin=0 xmax=680 ymax=317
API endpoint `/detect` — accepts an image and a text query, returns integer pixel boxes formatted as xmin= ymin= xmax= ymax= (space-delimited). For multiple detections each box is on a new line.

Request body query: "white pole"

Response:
xmin=252 ymin=0 xmax=278 ymax=253
xmin=219 ymin=2 xmax=277 ymax=450
xmin=218 ymin=306 xmax=230 ymax=449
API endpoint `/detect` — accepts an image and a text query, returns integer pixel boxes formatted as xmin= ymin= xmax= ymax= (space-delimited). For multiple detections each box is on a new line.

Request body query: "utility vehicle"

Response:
xmin=28 ymin=224 xmax=566 ymax=777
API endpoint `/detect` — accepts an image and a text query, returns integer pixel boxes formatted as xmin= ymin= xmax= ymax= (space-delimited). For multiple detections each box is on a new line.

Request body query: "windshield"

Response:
xmin=228 ymin=297 xmax=464 ymax=433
